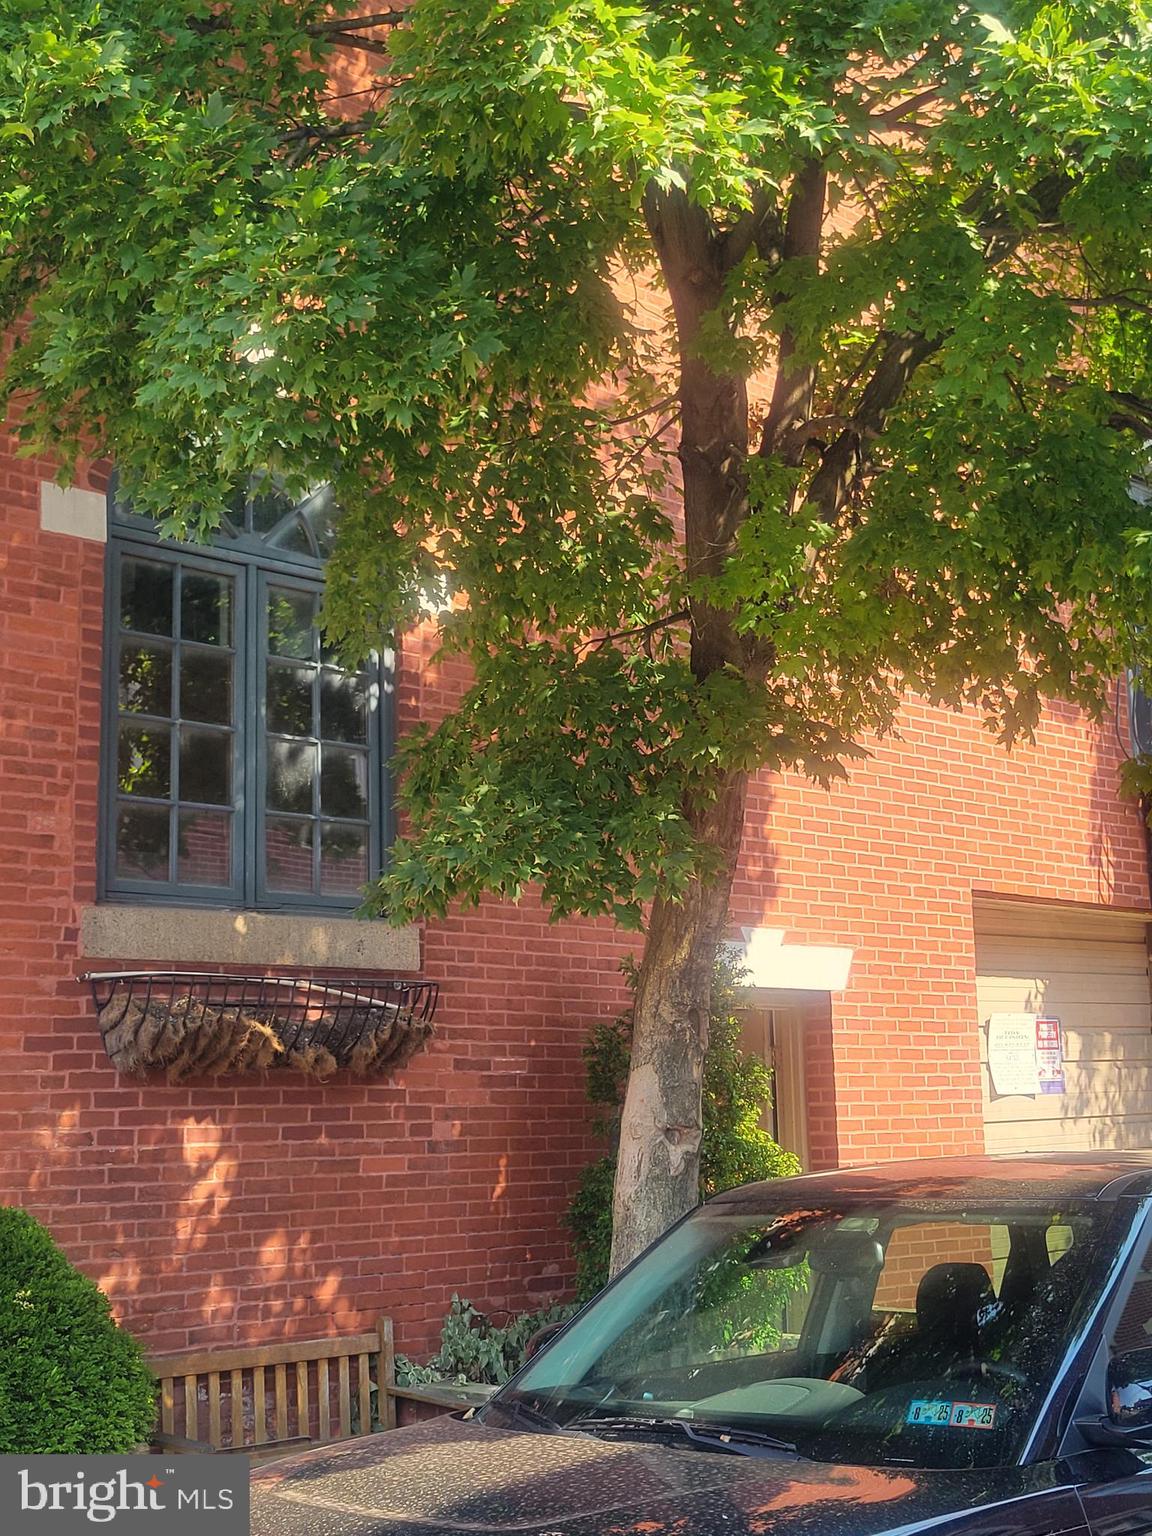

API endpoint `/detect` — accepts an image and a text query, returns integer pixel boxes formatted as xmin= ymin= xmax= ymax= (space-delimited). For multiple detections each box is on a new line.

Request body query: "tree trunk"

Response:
xmin=609 ymin=768 xmax=749 ymax=1273
xmin=608 ymin=187 xmax=762 ymax=1276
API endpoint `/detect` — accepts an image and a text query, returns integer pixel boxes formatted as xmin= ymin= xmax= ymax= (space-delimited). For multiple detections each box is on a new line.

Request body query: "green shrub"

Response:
xmin=394 ymin=1295 xmax=579 ymax=1387
xmin=567 ymin=947 xmax=801 ymax=1299
xmin=0 ymin=1207 xmax=156 ymax=1452
xmin=567 ymin=1155 xmax=617 ymax=1302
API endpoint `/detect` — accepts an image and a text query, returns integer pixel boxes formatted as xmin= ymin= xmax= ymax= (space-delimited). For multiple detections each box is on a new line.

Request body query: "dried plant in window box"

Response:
xmin=80 ymin=972 xmax=438 ymax=1083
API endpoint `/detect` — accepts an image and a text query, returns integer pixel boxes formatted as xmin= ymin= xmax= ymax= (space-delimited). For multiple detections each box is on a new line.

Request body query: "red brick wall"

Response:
xmin=873 ymin=1223 xmax=997 ymax=1312
xmin=0 ymin=445 xmax=638 ymax=1355
xmin=734 ymin=695 xmax=1150 ymax=1168
xmin=1 ymin=433 xmax=1148 ymax=1359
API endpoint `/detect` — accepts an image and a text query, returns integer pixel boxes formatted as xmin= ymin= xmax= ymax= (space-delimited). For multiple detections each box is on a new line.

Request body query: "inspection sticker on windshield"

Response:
xmin=906 ymin=1400 xmax=997 ymax=1430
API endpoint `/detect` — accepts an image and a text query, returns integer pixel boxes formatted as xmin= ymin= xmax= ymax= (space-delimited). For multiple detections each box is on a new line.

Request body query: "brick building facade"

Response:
xmin=2 ymin=440 xmax=1150 ymax=1358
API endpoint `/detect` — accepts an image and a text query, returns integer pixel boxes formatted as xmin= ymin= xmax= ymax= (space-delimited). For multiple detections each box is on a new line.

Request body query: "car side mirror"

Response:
xmin=524 ymin=1320 xmax=566 ymax=1360
xmin=1108 ymin=1348 xmax=1152 ymax=1432
xmin=1077 ymin=1349 xmax=1152 ymax=1446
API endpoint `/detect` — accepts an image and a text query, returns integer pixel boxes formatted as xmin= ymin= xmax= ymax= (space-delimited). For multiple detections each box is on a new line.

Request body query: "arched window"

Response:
xmin=101 ymin=479 xmax=392 ymax=912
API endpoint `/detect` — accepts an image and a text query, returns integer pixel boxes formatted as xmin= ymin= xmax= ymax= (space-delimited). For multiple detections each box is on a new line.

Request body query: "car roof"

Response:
xmin=708 ymin=1151 xmax=1152 ymax=1208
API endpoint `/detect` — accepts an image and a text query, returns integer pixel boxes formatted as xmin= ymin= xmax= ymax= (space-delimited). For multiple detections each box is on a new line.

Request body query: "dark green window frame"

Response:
xmin=100 ymin=484 xmax=394 ymax=913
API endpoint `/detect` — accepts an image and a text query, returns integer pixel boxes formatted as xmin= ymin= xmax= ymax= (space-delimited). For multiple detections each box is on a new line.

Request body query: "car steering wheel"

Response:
xmin=945 ymin=1360 xmax=1029 ymax=1388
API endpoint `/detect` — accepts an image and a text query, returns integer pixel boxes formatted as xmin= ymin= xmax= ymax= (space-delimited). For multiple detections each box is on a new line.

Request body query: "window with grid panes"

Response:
xmin=102 ymin=481 xmax=392 ymax=911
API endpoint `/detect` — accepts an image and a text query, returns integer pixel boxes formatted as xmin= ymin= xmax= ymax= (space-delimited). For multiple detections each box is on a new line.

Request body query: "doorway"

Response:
xmin=737 ymin=1003 xmax=811 ymax=1169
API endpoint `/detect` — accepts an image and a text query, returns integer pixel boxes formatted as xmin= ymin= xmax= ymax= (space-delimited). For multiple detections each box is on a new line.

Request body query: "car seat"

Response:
xmin=863 ymin=1262 xmax=995 ymax=1391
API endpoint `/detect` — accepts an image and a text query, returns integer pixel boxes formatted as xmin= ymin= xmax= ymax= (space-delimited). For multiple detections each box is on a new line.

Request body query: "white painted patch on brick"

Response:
xmin=727 ymin=927 xmax=854 ymax=992
xmin=39 ymin=480 xmax=107 ymax=542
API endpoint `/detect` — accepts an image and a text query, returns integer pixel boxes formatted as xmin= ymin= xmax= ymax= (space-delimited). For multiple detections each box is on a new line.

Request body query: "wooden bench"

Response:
xmin=149 ymin=1320 xmax=498 ymax=1459
xmin=150 ymin=1318 xmax=398 ymax=1460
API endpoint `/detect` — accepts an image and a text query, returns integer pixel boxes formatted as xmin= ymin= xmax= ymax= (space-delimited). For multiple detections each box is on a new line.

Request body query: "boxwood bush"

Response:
xmin=0 ymin=1207 xmax=156 ymax=1452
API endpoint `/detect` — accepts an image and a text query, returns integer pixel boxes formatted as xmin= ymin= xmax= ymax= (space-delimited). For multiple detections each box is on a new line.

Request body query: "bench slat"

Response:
xmin=338 ymin=1355 xmax=351 ymax=1439
xmin=229 ymin=1368 xmax=243 ymax=1449
xmin=296 ymin=1360 xmax=309 ymax=1441
xmin=357 ymin=1352 xmax=371 ymax=1434
xmin=318 ymin=1358 xmax=330 ymax=1441
xmin=254 ymin=1365 xmax=267 ymax=1443
xmin=275 ymin=1364 xmax=289 ymax=1440
xmin=151 ymin=1333 xmax=379 ymax=1380
xmin=378 ymin=1317 xmax=396 ymax=1432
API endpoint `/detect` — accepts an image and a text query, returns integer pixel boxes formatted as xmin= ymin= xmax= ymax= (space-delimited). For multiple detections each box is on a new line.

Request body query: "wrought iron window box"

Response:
xmin=80 ymin=971 xmax=438 ymax=1082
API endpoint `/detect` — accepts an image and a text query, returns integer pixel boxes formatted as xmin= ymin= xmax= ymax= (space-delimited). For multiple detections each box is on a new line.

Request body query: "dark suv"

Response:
xmin=252 ymin=1154 xmax=1152 ymax=1535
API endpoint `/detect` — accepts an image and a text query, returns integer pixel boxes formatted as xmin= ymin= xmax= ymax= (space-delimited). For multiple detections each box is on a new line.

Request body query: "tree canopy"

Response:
xmin=6 ymin=0 xmax=1152 ymax=1260
xmin=4 ymin=5 xmax=1152 ymax=926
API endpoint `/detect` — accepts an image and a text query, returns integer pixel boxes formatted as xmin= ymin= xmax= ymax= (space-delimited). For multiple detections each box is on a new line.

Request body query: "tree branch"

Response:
xmin=281 ymin=118 xmax=374 ymax=141
xmin=774 ymin=413 xmax=852 ymax=458
xmin=607 ymin=393 xmax=679 ymax=427
xmin=280 ymin=118 xmax=375 ymax=159
xmin=973 ymin=171 xmax=1073 ymax=261
xmin=793 ymin=168 xmax=1081 ymax=521
xmin=1105 ymin=390 xmax=1152 ymax=436
xmin=854 ymin=47 xmax=936 ymax=107
xmin=1063 ymin=292 xmax=1152 ymax=318
xmin=579 ymin=610 xmax=690 ymax=653
xmin=866 ymin=86 xmax=941 ymax=128
xmin=833 ymin=337 xmax=887 ymax=415
xmin=718 ymin=189 xmax=779 ymax=274
xmin=1043 ymin=376 xmax=1152 ymax=436
xmin=313 ymin=29 xmax=393 ymax=54
xmin=803 ymin=331 xmax=943 ymax=524
xmin=608 ymin=411 xmax=681 ymax=487
xmin=758 ymin=159 xmax=827 ymax=463
xmin=308 ymin=10 xmax=408 ymax=34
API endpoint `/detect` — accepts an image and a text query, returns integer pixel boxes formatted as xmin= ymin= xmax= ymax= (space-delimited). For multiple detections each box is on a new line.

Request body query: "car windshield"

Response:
xmin=488 ymin=1196 xmax=1126 ymax=1470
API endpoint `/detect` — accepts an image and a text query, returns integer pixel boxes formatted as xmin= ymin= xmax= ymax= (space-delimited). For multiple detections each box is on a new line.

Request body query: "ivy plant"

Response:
xmin=569 ymin=949 xmax=799 ymax=1299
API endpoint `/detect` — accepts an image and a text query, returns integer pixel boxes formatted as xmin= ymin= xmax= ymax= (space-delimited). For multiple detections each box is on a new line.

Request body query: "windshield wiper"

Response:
xmin=572 ymin=1413 xmax=798 ymax=1456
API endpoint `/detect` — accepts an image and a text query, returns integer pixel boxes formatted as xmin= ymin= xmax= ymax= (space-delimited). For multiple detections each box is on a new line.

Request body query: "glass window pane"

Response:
xmin=119 ymin=643 xmax=172 ymax=717
xmin=301 ymin=485 xmax=340 ymax=558
xmin=181 ymin=571 xmax=233 ymax=646
xmin=321 ymin=746 xmax=368 ymax=818
xmin=267 ymin=664 xmax=314 ymax=737
xmin=177 ymin=810 xmax=231 ymax=887
xmin=117 ymin=723 xmax=171 ymax=797
xmin=274 ymin=518 xmax=315 ymax=557
xmin=320 ymin=824 xmax=368 ymax=895
xmin=267 ymin=739 xmax=315 ymax=814
xmin=120 ymin=558 xmax=173 ymax=636
xmin=320 ymin=671 xmax=370 ymax=744
xmin=267 ymin=586 xmax=317 ymax=659
xmin=180 ymin=651 xmax=232 ymax=725
xmin=226 ymin=480 xmax=249 ymax=523
xmin=179 ymin=727 xmax=232 ymax=805
xmin=266 ymin=817 xmax=314 ymax=893
xmin=250 ymin=481 xmax=295 ymax=535
xmin=115 ymin=803 xmax=170 ymax=881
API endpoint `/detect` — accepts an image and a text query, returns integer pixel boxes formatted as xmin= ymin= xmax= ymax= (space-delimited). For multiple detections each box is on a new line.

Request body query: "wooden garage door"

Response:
xmin=976 ymin=901 xmax=1152 ymax=1154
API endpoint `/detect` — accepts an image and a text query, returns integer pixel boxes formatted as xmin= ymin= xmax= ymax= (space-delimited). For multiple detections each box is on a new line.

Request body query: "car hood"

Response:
xmin=249 ymin=1414 xmax=1078 ymax=1536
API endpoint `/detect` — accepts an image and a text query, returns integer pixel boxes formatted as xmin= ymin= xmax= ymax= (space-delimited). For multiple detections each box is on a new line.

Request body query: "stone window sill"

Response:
xmin=80 ymin=904 xmax=421 ymax=973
